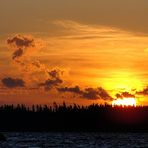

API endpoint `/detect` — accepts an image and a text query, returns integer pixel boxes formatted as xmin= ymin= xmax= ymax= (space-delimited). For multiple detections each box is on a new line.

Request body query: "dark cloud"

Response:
xmin=40 ymin=78 xmax=63 ymax=90
xmin=7 ymin=35 xmax=34 ymax=49
xmin=96 ymin=87 xmax=113 ymax=100
xmin=116 ymin=92 xmax=135 ymax=98
xmin=48 ymin=70 xmax=60 ymax=79
xmin=39 ymin=69 xmax=63 ymax=90
xmin=136 ymin=87 xmax=148 ymax=96
xmin=12 ymin=48 xmax=24 ymax=60
xmin=57 ymin=86 xmax=112 ymax=100
xmin=7 ymin=35 xmax=35 ymax=60
xmin=58 ymin=86 xmax=82 ymax=94
xmin=1 ymin=77 xmax=25 ymax=88
xmin=82 ymin=88 xmax=99 ymax=99
xmin=82 ymin=87 xmax=112 ymax=100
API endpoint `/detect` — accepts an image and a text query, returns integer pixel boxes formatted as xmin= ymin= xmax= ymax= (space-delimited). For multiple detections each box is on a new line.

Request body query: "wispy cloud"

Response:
xmin=53 ymin=20 xmax=132 ymax=40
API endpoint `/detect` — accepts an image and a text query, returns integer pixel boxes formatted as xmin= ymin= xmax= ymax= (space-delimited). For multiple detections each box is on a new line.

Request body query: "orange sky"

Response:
xmin=0 ymin=0 xmax=148 ymax=105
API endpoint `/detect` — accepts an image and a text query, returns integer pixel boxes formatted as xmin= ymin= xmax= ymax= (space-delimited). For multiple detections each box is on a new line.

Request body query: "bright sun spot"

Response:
xmin=112 ymin=98 xmax=137 ymax=106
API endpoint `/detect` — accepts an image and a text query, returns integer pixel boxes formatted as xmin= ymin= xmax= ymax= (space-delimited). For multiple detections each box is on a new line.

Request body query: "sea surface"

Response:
xmin=0 ymin=132 xmax=148 ymax=148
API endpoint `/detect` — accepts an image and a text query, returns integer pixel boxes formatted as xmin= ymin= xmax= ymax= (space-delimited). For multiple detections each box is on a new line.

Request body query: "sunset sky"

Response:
xmin=0 ymin=0 xmax=148 ymax=105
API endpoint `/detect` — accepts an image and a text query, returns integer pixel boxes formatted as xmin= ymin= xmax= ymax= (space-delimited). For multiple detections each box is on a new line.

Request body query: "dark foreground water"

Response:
xmin=0 ymin=132 xmax=148 ymax=148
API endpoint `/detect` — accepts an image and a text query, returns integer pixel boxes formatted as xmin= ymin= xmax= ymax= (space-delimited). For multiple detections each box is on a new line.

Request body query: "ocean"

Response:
xmin=0 ymin=132 xmax=148 ymax=148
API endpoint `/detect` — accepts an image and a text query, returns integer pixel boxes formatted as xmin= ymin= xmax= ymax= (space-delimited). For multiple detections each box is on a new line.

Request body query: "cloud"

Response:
xmin=83 ymin=88 xmax=100 ymax=99
xmin=7 ymin=35 xmax=34 ymax=49
xmin=136 ymin=87 xmax=148 ymax=96
xmin=12 ymin=48 xmax=24 ymax=60
xmin=4 ymin=34 xmax=67 ymax=91
xmin=28 ymin=60 xmax=48 ymax=74
xmin=58 ymin=86 xmax=82 ymax=94
xmin=57 ymin=86 xmax=112 ymax=100
xmin=39 ymin=69 xmax=63 ymax=90
xmin=7 ymin=34 xmax=35 ymax=60
xmin=6 ymin=35 xmax=49 ymax=83
xmin=31 ymin=60 xmax=44 ymax=69
xmin=116 ymin=92 xmax=135 ymax=98
xmin=48 ymin=70 xmax=59 ymax=78
xmin=53 ymin=20 xmax=124 ymax=40
xmin=1 ymin=77 xmax=25 ymax=88
xmin=83 ymin=87 xmax=112 ymax=100
xmin=39 ymin=79 xmax=63 ymax=90
xmin=5 ymin=34 xmax=64 ymax=86
xmin=48 ymin=69 xmax=64 ymax=79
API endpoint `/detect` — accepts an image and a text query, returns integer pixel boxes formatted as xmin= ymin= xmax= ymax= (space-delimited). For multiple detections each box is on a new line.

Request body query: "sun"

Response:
xmin=112 ymin=98 xmax=137 ymax=107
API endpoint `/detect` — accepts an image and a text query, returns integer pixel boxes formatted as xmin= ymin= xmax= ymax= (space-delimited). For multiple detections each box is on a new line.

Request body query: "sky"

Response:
xmin=0 ymin=0 xmax=148 ymax=105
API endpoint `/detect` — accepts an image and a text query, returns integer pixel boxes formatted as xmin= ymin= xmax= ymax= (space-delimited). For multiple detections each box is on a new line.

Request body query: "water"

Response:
xmin=0 ymin=132 xmax=147 ymax=148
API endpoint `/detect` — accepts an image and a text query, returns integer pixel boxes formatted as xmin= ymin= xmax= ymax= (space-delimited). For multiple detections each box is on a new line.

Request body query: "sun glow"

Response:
xmin=112 ymin=98 xmax=137 ymax=107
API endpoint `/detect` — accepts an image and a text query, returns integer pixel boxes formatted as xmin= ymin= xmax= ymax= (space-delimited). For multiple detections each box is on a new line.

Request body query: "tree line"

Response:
xmin=0 ymin=103 xmax=147 ymax=132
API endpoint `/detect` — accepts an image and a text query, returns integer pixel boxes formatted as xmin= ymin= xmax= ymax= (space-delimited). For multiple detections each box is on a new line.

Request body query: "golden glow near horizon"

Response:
xmin=112 ymin=98 xmax=137 ymax=107
xmin=102 ymin=70 xmax=143 ymax=92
